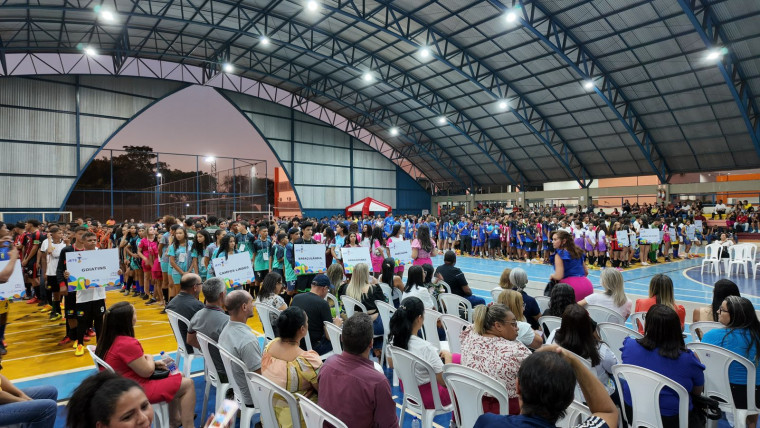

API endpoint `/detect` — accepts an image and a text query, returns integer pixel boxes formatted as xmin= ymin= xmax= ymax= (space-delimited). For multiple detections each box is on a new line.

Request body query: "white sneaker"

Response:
xmin=641 ymin=262 xmax=650 ymax=266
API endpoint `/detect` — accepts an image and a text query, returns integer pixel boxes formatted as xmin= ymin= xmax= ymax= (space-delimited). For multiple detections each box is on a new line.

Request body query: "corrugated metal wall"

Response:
xmin=221 ymin=89 xmax=427 ymax=217
xmin=0 ymin=76 xmax=186 ymax=211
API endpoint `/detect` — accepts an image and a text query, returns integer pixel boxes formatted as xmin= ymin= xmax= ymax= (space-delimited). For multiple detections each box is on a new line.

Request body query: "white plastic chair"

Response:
xmin=325 ymin=293 xmax=341 ymax=316
xmin=702 ymin=242 xmax=722 ymax=275
xmin=688 ymin=342 xmax=758 ymax=428
xmin=538 ymin=315 xmax=562 ymax=336
xmin=86 ymin=345 xmax=115 ymax=373
xmin=388 ymin=345 xmax=453 ymax=428
xmin=535 ymin=295 xmax=550 ymax=314
xmin=629 ymin=311 xmax=646 ymax=333
xmin=218 ymin=347 xmax=260 ymax=428
xmin=689 ymin=321 xmax=724 ymax=342
xmin=440 ymin=314 xmax=472 ymax=354
xmin=490 ymin=287 xmax=504 ymax=302
xmin=612 ymin=364 xmax=689 ymax=428
xmin=196 ymin=332 xmax=232 ymax=422
xmin=597 ymin=322 xmax=642 ymax=362
xmin=246 ymin=372 xmax=302 ymax=428
xmin=754 ymin=256 xmax=760 ymax=280
xmin=165 ymin=310 xmax=202 ymax=377
xmin=378 ymin=282 xmax=393 ymax=304
xmin=375 ymin=300 xmax=395 ymax=366
xmin=303 ymin=328 xmax=333 ymax=360
xmin=729 ymin=244 xmax=751 ymax=278
xmin=442 ymin=364 xmax=511 ymax=427
xmin=296 ymin=393 xmax=348 ymax=428
xmin=254 ymin=302 xmax=281 ymax=343
xmin=586 ymin=304 xmax=625 ymax=324
xmin=87 ymin=345 xmax=170 ymax=428
xmin=340 ymin=295 xmax=366 ymax=318
xmin=438 ymin=293 xmax=474 ymax=322
xmin=423 ymin=308 xmax=443 ymax=350
xmin=556 ymin=401 xmax=591 ymax=428
xmin=564 ymin=349 xmax=593 ymax=402
xmin=323 ymin=321 xmax=343 ymax=355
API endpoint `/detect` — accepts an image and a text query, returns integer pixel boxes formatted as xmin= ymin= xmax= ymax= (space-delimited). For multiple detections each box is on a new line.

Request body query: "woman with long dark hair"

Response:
xmin=190 ymin=229 xmax=211 ymax=282
xmin=548 ymin=304 xmax=617 ymax=400
xmin=368 ymin=226 xmax=389 ymax=278
xmin=692 ymin=279 xmax=740 ymax=325
xmin=400 ymin=265 xmax=434 ymax=309
xmin=379 ymin=257 xmax=403 ymax=307
xmin=702 ymin=296 xmax=760 ymax=428
xmin=621 ymin=304 xmax=704 ymax=428
xmin=388 ymin=297 xmax=454 ymax=409
xmin=95 ymin=302 xmax=196 ymax=428
xmin=549 ymin=230 xmax=593 ymax=301
xmin=411 ymin=224 xmax=437 ymax=266
xmin=167 ymin=226 xmax=192 ymax=298
xmin=67 ymin=371 xmax=152 ymax=428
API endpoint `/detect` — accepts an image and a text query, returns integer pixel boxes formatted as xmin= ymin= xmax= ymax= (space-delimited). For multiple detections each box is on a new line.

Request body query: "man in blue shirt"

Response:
xmin=475 ymin=346 xmax=617 ymax=428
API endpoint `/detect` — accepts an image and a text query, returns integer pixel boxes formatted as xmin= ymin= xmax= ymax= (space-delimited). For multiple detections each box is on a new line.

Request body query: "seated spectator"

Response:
xmin=460 ymin=303 xmax=531 ymax=415
xmin=185 ymin=277 xmax=230 ymax=381
xmin=543 ymin=282 xmax=575 ymax=318
xmin=379 ymin=257 xmax=404 ymax=305
xmin=96 ymin=301 xmax=195 ymax=428
xmin=164 ymin=273 xmax=204 ymax=354
xmin=434 ymin=251 xmax=486 ymax=307
xmin=0 ymin=351 xmax=57 ymax=428
xmin=713 ymin=200 xmax=727 ymax=219
xmin=634 ymin=274 xmax=685 ymax=332
xmin=692 ymin=279 xmax=740 ymax=339
xmin=510 ymin=268 xmax=540 ymax=330
xmin=702 ymin=296 xmax=760 ymax=428
xmin=401 ymin=265 xmax=436 ymax=309
xmin=218 ymin=290 xmax=262 ymax=409
xmin=621 ymin=304 xmax=704 ymax=427
xmin=546 ymin=304 xmax=618 ymax=402
xmin=474 ymin=345 xmax=618 ymax=428
xmin=67 ymin=371 xmax=155 ymax=428
xmin=388 ymin=296 xmax=456 ymax=410
xmin=716 ymin=233 xmax=735 ymax=259
xmin=578 ymin=268 xmax=632 ymax=321
xmin=498 ymin=267 xmax=513 ymax=290
xmin=257 ymin=272 xmax=287 ymax=336
xmin=318 ymin=313 xmax=398 ymax=428
xmin=261 ymin=306 xmax=321 ymax=427
xmin=338 ymin=263 xmax=385 ymax=351
xmin=291 ymin=274 xmax=343 ymax=355
xmin=496 ymin=290 xmax=543 ymax=349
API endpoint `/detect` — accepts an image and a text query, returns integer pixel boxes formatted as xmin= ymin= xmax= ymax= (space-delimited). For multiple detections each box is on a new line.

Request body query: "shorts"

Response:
xmin=24 ymin=261 xmax=39 ymax=279
xmin=254 ymin=270 xmax=269 ymax=282
xmin=731 ymin=383 xmax=760 ymax=409
xmin=64 ymin=292 xmax=77 ymax=319
xmin=285 ymin=280 xmax=296 ymax=292
xmin=489 ymin=239 xmax=500 ymax=249
xmin=46 ymin=275 xmax=58 ymax=294
xmin=130 ymin=258 xmax=141 ymax=271
xmin=524 ymin=241 xmax=535 ymax=252
xmin=271 ymin=268 xmax=284 ymax=279
xmin=152 ymin=269 xmax=162 ymax=280
xmin=161 ymin=262 xmax=169 ymax=273
xmin=75 ymin=299 xmax=106 ymax=320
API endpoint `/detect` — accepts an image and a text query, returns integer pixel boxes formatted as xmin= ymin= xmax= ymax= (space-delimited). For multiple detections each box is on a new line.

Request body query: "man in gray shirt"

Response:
xmin=165 ymin=273 xmax=204 ymax=354
xmin=186 ymin=277 xmax=229 ymax=382
xmin=218 ymin=290 xmax=262 ymax=407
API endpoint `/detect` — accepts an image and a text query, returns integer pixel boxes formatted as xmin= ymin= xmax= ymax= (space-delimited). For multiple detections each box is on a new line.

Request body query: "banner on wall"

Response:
xmin=294 ymin=244 xmax=327 ymax=276
xmin=341 ymin=246 xmax=373 ymax=274
xmin=66 ymin=248 xmax=121 ymax=292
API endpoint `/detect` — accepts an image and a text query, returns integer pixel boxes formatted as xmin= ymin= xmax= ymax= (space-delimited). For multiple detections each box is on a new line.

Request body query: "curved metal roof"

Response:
xmin=1 ymin=0 xmax=759 ymax=191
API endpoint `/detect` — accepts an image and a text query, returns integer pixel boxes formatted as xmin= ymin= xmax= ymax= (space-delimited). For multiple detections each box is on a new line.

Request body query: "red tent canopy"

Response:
xmin=345 ymin=197 xmax=392 ymax=217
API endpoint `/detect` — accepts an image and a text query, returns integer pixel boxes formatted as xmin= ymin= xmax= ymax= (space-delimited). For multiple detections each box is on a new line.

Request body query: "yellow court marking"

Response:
xmin=3 ymin=290 xmax=264 ymax=380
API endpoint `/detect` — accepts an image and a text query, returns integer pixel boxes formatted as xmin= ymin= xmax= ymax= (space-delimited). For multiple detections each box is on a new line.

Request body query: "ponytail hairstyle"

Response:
xmin=473 ymin=303 xmax=511 ymax=335
xmin=380 ymin=257 xmax=396 ymax=286
xmin=67 ymin=371 xmax=146 ymax=428
xmin=389 ymin=296 xmax=425 ymax=350
xmin=552 ymin=230 xmax=582 ymax=259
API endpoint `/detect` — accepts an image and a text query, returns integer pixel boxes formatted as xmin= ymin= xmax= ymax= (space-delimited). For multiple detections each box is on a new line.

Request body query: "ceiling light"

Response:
xmin=419 ymin=47 xmax=431 ymax=59
xmin=100 ymin=10 xmax=116 ymax=22
xmin=438 ymin=116 xmax=447 ymax=125
xmin=83 ymin=46 xmax=97 ymax=56
xmin=506 ymin=10 xmax=518 ymax=23
xmin=498 ymin=100 xmax=509 ymax=110
xmin=583 ymin=80 xmax=595 ymax=90
xmin=306 ymin=0 xmax=319 ymax=12
xmin=260 ymin=35 xmax=270 ymax=46
xmin=390 ymin=127 xmax=399 ymax=136
xmin=205 ymin=156 xmax=216 ymax=163
xmin=706 ymin=48 xmax=725 ymax=61
xmin=223 ymin=63 xmax=234 ymax=73
xmin=362 ymin=72 xmax=374 ymax=82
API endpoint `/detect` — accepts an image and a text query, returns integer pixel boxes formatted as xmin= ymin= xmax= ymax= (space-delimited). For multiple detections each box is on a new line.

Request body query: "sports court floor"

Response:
xmin=8 ymin=251 xmax=750 ymax=428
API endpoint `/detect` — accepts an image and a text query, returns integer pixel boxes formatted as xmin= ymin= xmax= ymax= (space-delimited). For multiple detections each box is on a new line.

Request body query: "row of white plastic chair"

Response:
xmin=702 ymin=242 xmax=759 ymax=278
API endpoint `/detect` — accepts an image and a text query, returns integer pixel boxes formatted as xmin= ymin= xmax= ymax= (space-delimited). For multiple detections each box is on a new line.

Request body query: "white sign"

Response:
xmin=421 ymin=209 xmax=430 ymax=216
xmin=67 ymin=248 xmax=121 ymax=292
xmin=686 ymin=225 xmax=696 ymax=241
xmin=341 ymin=246 xmax=373 ymax=274
xmin=694 ymin=220 xmax=703 ymax=230
xmin=639 ymin=228 xmax=661 ymax=244
xmin=669 ymin=229 xmax=677 ymax=241
xmin=212 ymin=252 xmax=254 ymax=289
xmin=616 ymin=230 xmax=629 ymax=247
xmin=294 ymin=244 xmax=327 ymax=276
xmin=389 ymin=240 xmax=413 ymax=266
xmin=0 ymin=260 xmax=25 ymax=300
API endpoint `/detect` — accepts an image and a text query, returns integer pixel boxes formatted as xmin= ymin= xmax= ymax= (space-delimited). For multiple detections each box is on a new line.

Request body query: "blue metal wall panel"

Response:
xmin=395 ymin=166 xmax=430 ymax=216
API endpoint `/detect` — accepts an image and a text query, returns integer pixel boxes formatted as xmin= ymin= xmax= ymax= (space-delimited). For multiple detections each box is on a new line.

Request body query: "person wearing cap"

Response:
xmin=290 ymin=274 xmax=343 ymax=355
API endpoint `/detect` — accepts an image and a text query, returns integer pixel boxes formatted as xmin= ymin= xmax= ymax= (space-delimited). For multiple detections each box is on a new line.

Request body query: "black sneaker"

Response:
xmin=145 ymin=298 xmax=158 ymax=305
xmin=140 ymin=293 xmax=149 ymax=300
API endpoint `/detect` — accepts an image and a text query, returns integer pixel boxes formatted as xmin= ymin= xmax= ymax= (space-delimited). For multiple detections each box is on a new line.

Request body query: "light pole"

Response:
xmin=155 ymin=172 xmax=162 ymax=218
xmin=205 ymin=156 xmax=217 ymax=215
